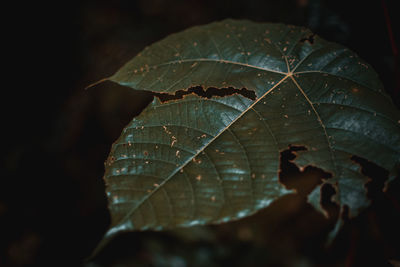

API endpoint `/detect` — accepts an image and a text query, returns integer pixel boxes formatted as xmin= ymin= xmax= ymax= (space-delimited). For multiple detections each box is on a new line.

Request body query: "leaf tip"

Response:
xmin=84 ymin=77 xmax=110 ymax=90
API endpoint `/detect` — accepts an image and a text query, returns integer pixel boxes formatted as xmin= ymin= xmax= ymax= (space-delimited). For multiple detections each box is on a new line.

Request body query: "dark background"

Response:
xmin=2 ymin=0 xmax=400 ymax=266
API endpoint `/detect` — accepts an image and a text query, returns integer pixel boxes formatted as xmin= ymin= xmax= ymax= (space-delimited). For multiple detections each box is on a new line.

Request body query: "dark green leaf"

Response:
xmin=94 ymin=19 xmax=400 ymax=253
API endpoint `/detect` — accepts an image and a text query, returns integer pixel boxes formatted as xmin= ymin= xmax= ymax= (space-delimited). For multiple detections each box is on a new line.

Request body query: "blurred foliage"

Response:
xmin=2 ymin=0 xmax=399 ymax=266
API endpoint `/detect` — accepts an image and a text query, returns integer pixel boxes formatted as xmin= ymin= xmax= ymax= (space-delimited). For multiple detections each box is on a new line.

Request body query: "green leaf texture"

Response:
xmin=97 ymin=19 xmax=400 ymax=250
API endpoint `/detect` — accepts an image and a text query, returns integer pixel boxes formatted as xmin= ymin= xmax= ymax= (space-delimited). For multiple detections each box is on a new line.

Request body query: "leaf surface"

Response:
xmin=96 ymin=19 xmax=400 ymax=252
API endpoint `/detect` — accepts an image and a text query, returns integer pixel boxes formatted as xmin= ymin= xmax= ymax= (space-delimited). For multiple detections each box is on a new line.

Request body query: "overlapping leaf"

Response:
xmin=96 ymin=19 xmax=400 ymax=251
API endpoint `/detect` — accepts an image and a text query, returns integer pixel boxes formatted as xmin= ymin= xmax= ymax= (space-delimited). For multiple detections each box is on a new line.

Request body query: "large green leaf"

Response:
xmin=95 ymin=19 xmax=400 ymax=253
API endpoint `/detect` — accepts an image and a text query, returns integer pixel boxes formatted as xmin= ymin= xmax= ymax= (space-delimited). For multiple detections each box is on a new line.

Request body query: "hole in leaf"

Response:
xmin=341 ymin=205 xmax=350 ymax=221
xmin=350 ymin=155 xmax=389 ymax=199
xmin=154 ymin=86 xmax=256 ymax=103
xmin=279 ymin=145 xmax=332 ymax=196
xmin=320 ymin=183 xmax=340 ymax=218
xmin=300 ymin=34 xmax=315 ymax=44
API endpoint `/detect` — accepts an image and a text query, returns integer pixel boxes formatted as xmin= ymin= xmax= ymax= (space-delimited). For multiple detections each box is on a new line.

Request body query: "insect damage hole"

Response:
xmin=351 ymin=155 xmax=390 ymax=198
xmin=279 ymin=145 xmax=332 ymax=196
xmin=320 ymin=183 xmax=340 ymax=219
xmin=153 ymin=85 xmax=256 ymax=103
